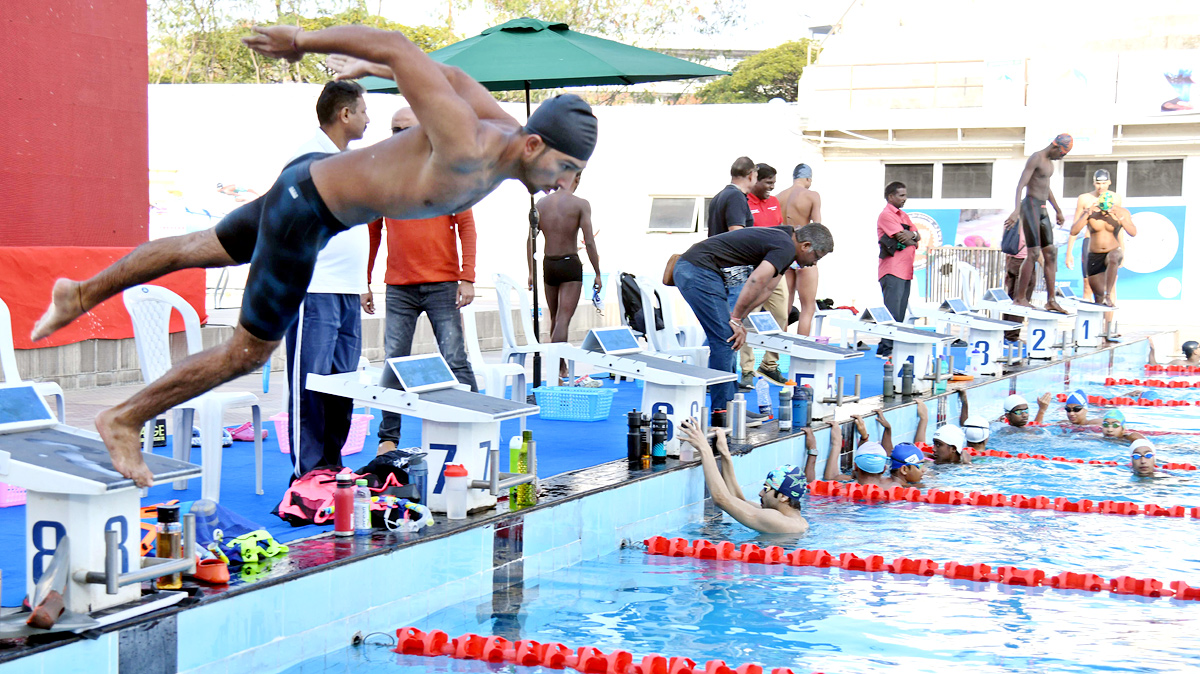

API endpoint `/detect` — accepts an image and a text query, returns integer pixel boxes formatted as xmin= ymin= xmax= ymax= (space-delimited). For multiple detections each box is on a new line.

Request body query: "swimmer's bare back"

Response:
xmin=535 ymin=189 xmax=587 ymax=257
xmin=246 ymin=25 xmax=548 ymax=226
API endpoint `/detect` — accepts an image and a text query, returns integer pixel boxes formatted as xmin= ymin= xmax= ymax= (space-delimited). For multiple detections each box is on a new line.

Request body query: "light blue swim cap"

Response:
xmin=793 ymin=163 xmax=813 ymax=180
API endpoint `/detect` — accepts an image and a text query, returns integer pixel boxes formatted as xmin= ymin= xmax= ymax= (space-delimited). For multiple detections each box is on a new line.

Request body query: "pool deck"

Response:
xmin=0 ymin=332 xmax=1159 ymax=669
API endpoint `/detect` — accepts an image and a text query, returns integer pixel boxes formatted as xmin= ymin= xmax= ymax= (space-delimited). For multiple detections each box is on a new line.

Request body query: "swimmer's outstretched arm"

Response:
xmin=245 ymin=25 xmax=497 ymax=160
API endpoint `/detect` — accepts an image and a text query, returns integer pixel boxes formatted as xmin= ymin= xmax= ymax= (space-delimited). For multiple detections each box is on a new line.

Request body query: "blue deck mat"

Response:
xmin=0 ymin=348 xmax=933 ymax=605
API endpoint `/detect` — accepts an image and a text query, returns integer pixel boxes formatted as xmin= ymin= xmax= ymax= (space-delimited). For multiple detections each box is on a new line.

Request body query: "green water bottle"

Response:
xmin=510 ymin=430 xmax=536 ymax=507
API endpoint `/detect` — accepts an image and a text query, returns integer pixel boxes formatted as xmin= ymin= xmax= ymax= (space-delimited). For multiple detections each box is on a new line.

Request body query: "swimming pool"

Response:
xmin=278 ymin=338 xmax=1200 ymax=674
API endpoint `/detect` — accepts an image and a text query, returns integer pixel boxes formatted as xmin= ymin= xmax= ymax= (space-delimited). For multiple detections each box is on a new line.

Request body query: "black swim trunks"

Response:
xmin=1087 ymin=250 xmax=1110 ymax=277
xmin=1019 ymin=196 xmax=1054 ymax=249
xmin=543 ymin=254 xmax=583 ymax=285
xmin=214 ymin=152 xmax=350 ymax=341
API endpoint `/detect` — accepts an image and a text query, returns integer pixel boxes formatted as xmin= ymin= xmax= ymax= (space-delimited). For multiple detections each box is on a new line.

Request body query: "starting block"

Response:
xmin=1056 ymin=286 xmax=1115 ymax=348
xmin=549 ymin=327 xmax=736 ymax=456
xmin=307 ymin=354 xmax=539 ymax=514
xmin=977 ymin=288 xmax=1072 ymax=360
xmin=931 ymin=299 xmax=1020 ymax=376
xmin=743 ymin=312 xmax=863 ymax=418
xmin=830 ymin=306 xmax=956 ymax=394
xmin=0 ymin=383 xmax=200 ymax=619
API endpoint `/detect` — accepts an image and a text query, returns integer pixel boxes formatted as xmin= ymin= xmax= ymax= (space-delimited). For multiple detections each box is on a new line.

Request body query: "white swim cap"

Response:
xmin=1004 ymin=394 xmax=1029 ymax=412
xmin=1130 ymin=438 xmax=1154 ymax=453
xmin=932 ymin=425 xmax=966 ymax=451
xmin=963 ymin=415 xmax=991 ymax=443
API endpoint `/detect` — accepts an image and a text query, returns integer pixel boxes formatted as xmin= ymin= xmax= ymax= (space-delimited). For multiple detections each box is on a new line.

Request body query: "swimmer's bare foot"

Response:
xmin=31 ymin=279 xmax=86 ymax=341
xmin=1101 ymin=298 xmax=1116 ymax=308
xmin=95 ymin=408 xmax=155 ymax=488
xmin=1013 ymin=299 xmax=1034 ymax=309
xmin=1045 ymin=300 xmax=1069 ymax=314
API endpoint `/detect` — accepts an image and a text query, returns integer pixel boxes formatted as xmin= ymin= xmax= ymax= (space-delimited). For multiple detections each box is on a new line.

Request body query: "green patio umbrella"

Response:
xmin=363 ymin=18 xmax=728 ymax=386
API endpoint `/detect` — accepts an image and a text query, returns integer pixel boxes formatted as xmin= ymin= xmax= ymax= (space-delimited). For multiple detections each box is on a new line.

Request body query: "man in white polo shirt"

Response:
xmin=284 ymin=80 xmax=372 ymax=478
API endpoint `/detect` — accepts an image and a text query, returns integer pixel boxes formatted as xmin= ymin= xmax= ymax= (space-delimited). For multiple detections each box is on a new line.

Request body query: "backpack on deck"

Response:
xmin=620 ymin=272 xmax=664 ymax=335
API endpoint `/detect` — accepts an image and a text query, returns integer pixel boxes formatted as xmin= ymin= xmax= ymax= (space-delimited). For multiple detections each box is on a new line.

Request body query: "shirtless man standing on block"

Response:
xmin=31 ymin=24 xmax=598 ymax=486
xmin=1067 ymin=191 xmax=1137 ymax=307
xmin=530 ymin=172 xmax=601 ymax=383
xmin=1005 ymin=134 xmax=1072 ymax=314
xmin=773 ymin=163 xmax=822 ymax=334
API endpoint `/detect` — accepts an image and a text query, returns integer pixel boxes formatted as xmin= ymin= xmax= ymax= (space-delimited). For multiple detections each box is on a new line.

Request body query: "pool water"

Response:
xmin=284 ymin=345 xmax=1200 ymax=674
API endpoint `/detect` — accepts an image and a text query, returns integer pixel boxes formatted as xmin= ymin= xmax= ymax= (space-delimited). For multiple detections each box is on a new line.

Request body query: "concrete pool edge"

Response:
xmin=0 ymin=335 xmax=1158 ymax=673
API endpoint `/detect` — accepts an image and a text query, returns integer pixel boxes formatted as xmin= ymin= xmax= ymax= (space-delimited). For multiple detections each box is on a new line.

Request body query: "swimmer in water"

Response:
xmin=999 ymin=393 xmax=1052 ymax=428
xmin=1100 ymin=410 xmax=1147 ymax=444
xmin=908 ymin=401 xmax=970 ymax=464
xmin=29 ymin=23 xmax=597 ymax=487
xmin=1059 ymin=389 xmax=1103 ymax=427
xmin=888 ymin=442 xmax=931 ymax=486
xmin=679 ymin=418 xmax=808 ymax=534
xmin=825 ymin=415 xmax=899 ymax=487
xmin=1148 ymin=340 xmax=1200 ymax=368
xmin=956 ymin=389 xmax=992 ymax=450
xmin=1130 ymin=438 xmax=1158 ymax=477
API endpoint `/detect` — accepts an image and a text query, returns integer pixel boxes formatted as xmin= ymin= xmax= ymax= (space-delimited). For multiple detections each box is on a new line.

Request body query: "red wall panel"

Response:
xmin=0 ymin=0 xmax=149 ymax=247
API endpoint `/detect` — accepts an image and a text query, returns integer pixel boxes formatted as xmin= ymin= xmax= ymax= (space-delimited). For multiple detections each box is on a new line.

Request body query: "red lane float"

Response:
xmin=643 ymin=536 xmax=1197 ymax=601
xmin=805 ymin=479 xmax=1200 ymax=519
xmin=1145 ymin=364 xmax=1200 ymax=374
xmin=1104 ymin=377 xmax=1200 ymax=389
xmin=924 ymin=445 xmax=1198 ymax=471
xmin=390 ymin=627 xmax=816 ymax=674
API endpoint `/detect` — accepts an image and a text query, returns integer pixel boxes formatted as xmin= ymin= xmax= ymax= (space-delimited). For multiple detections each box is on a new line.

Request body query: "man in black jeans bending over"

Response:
xmin=672 ymin=223 xmax=835 ymax=426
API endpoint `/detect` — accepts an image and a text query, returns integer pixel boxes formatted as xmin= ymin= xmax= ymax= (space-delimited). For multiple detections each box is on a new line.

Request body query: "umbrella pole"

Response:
xmin=526 ymin=81 xmax=544 ymax=391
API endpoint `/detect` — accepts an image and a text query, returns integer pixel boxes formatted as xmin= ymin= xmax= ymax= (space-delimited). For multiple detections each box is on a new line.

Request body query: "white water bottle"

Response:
xmin=968 ymin=346 xmax=983 ymax=377
xmin=353 ymin=479 xmax=372 ymax=535
xmin=755 ymin=376 xmax=771 ymax=414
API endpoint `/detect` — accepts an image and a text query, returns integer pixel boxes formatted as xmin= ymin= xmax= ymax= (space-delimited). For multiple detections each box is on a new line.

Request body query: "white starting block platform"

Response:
xmin=744 ymin=312 xmax=863 ymax=418
xmin=931 ymin=299 xmax=1021 ymax=376
xmin=549 ymin=327 xmax=736 ymax=456
xmin=0 ymin=383 xmax=201 ymax=621
xmin=830 ymin=306 xmax=956 ymax=394
xmin=307 ymin=354 xmax=539 ymax=515
xmin=977 ymin=288 xmax=1073 ymax=360
xmin=1055 ymin=286 xmax=1116 ymax=347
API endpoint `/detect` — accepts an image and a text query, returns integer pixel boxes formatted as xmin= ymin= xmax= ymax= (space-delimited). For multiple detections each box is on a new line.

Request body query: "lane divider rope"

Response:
xmin=805 ymin=479 xmax=1200 ymax=517
xmin=1104 ymin=377 xmax=1200 ymax=389
xmin=1061 ymin=392 xmax=1193 ymax=407
xmin=390 ymin=627 xmax=818 ymax=674
xmin=643 ymin=536 xmax=1200 ymax=601
xmin=1145 ymin=364 xmax=1200 ymax=374
xmin=911 ymin=442 xmax=1198 ymax=471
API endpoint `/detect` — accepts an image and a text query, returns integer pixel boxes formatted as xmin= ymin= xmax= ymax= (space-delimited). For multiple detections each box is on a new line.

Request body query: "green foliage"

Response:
xmin=697 ymin=40 xmax=815 ymax=103
xmin=149 ymin=1 xmax=458 ymax=84
xmin=468 ymin=0 xmax=741 ymax=46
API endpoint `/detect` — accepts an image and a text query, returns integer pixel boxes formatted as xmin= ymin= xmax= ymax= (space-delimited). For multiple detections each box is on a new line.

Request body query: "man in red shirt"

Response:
xmin=366 ymin=108 xmax=479 ymax=455
xmin=876 ymin=181 xmax=920 ymax=358
xmin=739 ymin=163 xmax=789 ymax=386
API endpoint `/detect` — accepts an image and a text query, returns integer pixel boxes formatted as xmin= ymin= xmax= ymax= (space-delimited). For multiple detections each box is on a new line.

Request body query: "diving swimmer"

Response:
xmin=30 ymin=24 xmax=598 ymax=486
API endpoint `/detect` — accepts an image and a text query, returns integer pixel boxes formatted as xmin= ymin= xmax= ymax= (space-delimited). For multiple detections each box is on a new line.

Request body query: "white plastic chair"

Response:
xmin=461 ymin=304 xmax=528 ymax=428
xmin=494 ymin=273 xmax=545 ymax=367
xmin=0 ymin=296 xmax=65 ymax=420
xmin=123 ymin=285 xmax=262 ymax=501
xmin=955 ymin=260 xmax=983 ymax=310
xmin=631 ymin=276 xmax=708 ymax=365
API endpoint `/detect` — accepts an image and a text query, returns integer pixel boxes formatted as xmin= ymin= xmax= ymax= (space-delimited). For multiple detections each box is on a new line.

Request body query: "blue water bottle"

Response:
xmin=793 ymin=385 xmax=809 ymax=429
xmin=407 ymin=452 xmax=428 ymax=505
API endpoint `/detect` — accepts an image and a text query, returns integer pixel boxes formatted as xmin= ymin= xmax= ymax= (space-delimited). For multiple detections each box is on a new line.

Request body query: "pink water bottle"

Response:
xmin=334 ymin=473 xmax=355 ymax=536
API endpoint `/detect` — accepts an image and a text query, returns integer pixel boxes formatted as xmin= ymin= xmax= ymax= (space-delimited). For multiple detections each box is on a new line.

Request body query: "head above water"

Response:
xmin=751 ymin=163 xmax=777 ymax=199
xmin=1049 ymin=133 xmax=1073 ymax=159
xmin=1130 ymin=438 xmax=1156 ymax=476
xmin=1183 ymin=340 xmax=1199 ymax=359
xmin=1004 ymin=394 xmax=1030 ymax=426
xmin=1063 ymin=389 xmax=1090 ymax=424
xmin=762 ymin=464 xmax=806 ymax=511
xmin=1101 ymin=409 xmax=1126 ymax=437
xmin=853 ymin=442 xmax=889 ymax=475
xmin=519 ymin=94 xmax=597 ymax=193
xmin=890 ymin=442 xmax=931 ymax=482
xmin=932 ymin=425 xmax=966 ymax=462
xmin=963 ymin=415 xmax=991 ymax=445
xmin=792 ymin=223 xmax=834 ymax=268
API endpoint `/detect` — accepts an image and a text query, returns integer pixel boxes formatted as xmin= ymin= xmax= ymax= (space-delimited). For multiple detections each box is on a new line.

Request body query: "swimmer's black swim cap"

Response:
xmin=1183 ymin=341 xmax=1199 ymax=358
xmin=524 ymin=94 xmax=598 ymax=162
xmin=1093 ymin=169 xmax=1110 ymax=182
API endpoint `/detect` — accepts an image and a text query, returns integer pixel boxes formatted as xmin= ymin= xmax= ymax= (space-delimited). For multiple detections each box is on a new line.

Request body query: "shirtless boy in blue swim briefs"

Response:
xmin=31 ymin=24 xmax=598 ymax=486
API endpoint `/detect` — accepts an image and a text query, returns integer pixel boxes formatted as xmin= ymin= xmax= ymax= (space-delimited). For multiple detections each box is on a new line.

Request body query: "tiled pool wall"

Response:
xmin=0 ymin=339 xmax=1151 ymax=674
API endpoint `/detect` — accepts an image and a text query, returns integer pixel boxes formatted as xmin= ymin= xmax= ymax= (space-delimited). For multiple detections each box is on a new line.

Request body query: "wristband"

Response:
xmin=807 ymin=446 xmax=819 ymax=456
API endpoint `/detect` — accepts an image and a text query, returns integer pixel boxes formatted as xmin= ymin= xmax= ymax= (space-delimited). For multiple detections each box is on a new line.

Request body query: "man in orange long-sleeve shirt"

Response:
xmin=366 ymin=108 xmax=479 ymax=455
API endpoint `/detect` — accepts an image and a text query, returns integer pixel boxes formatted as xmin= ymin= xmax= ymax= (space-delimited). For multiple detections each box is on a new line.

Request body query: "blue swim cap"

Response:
xmin=890 ymin=443 xmax=929 ymax=470
xmin=793 ymin=163 xmax=813 ymax=180
xmin=765 ymin=464 xmax=807 ymax=500
xmin=1103 ymin=409 xmax=1126 ymax=423
xmin=524 ymin=94 xmax=598 ymax=161
xmin=1064 ymin=390 xmax=1088 ymax=407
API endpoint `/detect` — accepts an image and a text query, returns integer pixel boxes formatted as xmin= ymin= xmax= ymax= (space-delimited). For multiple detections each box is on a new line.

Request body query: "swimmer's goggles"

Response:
xmin=1065 ymin=405 xmax=1085 ymax=413
xmin=1101 ymin=421 xmax=1123 ymax=429
xmin=591 ymin=287 xmax=604 ymax=315
xmin=1131 ymin=451 xmax=1154 ymax=460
